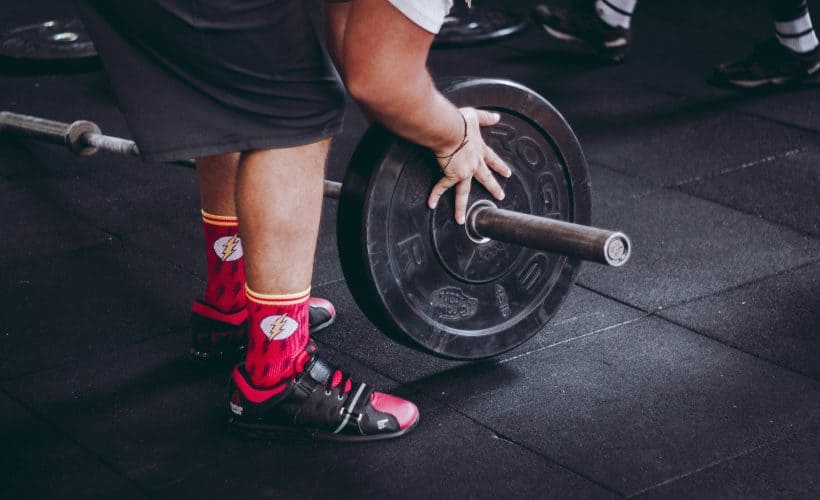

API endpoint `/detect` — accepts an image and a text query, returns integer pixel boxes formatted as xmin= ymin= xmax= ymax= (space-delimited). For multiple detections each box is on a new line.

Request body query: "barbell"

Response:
xmin=1 ymin=78 xmax=632 ymax=359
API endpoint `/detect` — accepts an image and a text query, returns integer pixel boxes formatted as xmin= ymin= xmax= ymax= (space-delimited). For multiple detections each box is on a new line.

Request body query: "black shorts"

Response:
xmin=76 ymin=0 xmax=345 ymax=162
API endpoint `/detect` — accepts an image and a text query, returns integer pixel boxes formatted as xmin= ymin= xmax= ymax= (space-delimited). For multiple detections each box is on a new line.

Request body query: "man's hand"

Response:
xmin=428 ymin=108 xmax=512 ymax=224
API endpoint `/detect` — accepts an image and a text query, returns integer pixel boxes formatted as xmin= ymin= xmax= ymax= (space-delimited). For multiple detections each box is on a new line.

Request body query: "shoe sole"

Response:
xmin=226 ymin=414 xmax=419 ymax=442
xmin=540 ymin=24 xmax=628 ymax=61
xmin=718 ymin=60 xmax=820 ymax=89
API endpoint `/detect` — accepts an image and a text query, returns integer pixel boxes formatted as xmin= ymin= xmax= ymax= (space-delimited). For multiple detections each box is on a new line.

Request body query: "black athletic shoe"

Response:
xmin=710 ymin=38 xmax=820 ymax=89
xmin=226 ymin=345 xmax=419 ymax=442
xmin=190 ymin=298 xmax=337 ymax=360
xmin=533 ymin=3 xmax=630 ymax=62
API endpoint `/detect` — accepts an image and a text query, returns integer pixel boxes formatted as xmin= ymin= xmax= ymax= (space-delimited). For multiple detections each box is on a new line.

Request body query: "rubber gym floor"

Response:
xmin=1 ymin=1 xmax=818 ymax=498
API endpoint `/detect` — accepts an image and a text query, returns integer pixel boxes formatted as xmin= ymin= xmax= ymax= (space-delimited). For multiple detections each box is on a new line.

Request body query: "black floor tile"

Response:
xmin=586 ymin=162 xmax=661 ymax=215
xmin=0 ymin=241 xmax=199 ymax=379
xmin=732 ymin=85 xmax=820 ymax=133
xmin=635 ymin=425 xmax=820 ymax=500
xmin=153 ymin=398 xmax=617 ymax=500
xmin=659 ymin=262 xmax=820 ymax=379
xmin=677 ymin=145 xmax=820 ymax=237
xmin=0 ymin=391 xmax=146 ymax=499
xmin=312 ymin=279 xmax=645 ymax=384
xmin=0 ymin=180 xmax=112 ymax=266
xmin=412 ymin=316 xmax=820 ymax=496
xmin=642 ymin=0 xmax=820 ymax=44
xmin=5 ymin=333 xmax=613 ymax=499
xmin=585 ymin=106 xmax=817 ymax=187
xmin=123 ymin=223 xmax=205 ymax=279
xmin=578 ymin=184 xmax=820 ymax=311
xmin=640 ymin=0 xmax=774 ymax=38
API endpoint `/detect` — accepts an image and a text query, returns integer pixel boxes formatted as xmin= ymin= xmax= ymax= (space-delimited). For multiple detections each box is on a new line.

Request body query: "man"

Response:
xmin=534 ymin=0 xmax=820 ymax=88
xmin=76 ymin=0 xmax=510 ymax=441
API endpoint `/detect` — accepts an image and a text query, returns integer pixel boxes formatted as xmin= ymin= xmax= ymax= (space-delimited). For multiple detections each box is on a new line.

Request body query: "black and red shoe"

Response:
xmin=226 ymin=346 xmax=419 ymax=441
xmin=190 ymin=298 xmax=337 ymax=360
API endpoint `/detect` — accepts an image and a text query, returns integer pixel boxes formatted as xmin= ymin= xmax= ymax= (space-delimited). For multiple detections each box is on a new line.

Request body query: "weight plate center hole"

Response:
xmin=465 ymin=199 xmax=496 ymax=244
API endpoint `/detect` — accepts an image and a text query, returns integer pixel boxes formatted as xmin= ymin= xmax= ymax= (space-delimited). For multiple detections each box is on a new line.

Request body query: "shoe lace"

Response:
xmin=324 ymin=369 xmax=354 ymax=400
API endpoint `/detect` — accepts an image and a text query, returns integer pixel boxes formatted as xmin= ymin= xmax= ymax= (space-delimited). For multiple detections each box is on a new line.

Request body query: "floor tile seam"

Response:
xmin=666 ymin=146 xmax=808 ymax=189
xmin=311 ymin=276 xmax=346 ymax=290
xmin=307 ymin=334 xmax=622 ymax=494
xmin=121 ymin=236 xmax=206 ymax=285
xmin=574 ymin=283 xmax=654 ymax=313
xmin=436 ymin=400 xmax=626 ymax=498
xmin=497 ymin=315 xmax=650 ymax=365
xmin=603 ymin=70 xmax=815 ymax=132
xmin=651 ymin=257 xmax=820 ymax=313
xmin=665 ymin=185 xmax=818 ymax=239
xmin=8 ymin=181 xmax=129 ymax=241
xmin=0 ymin=385 xmax=157 ymax=500
xmin=624 ymin=426 xmax=815 ymax=498
xmin=730 ymin=107 xmax=820 ymax=136
xmin=616 ymin=73 xmax=820 ymax=137
xmin=649 ymin=309 xmax=820 ymax=384
xmin=585 ymin=159 xmax=668 ymax=199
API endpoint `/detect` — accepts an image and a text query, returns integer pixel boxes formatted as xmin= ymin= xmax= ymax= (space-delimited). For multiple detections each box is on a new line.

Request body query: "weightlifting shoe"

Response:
xmin=190 ymin=298 xmax=336 ymax=360
xmin=710 ymin=39 xmax=820 ymax=89
xmin=533 ymin=3 xmax=630 ymax=62
xmin=226 ymin=344 xmax=419 ymax=441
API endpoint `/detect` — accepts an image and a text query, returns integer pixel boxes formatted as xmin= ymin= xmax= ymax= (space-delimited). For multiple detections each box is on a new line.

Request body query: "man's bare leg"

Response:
xmin=236 ymin=140 xmax=329 ymax=294
xmin=227 ymin=142 xmax=419 ymax=441
xmin=197 ymin=153 xmax=240 ymax=216
xmin=190 ymin=147 xmax=336 ymax=360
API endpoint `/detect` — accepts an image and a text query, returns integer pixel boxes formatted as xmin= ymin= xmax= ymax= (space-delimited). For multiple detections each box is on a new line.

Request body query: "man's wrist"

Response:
xmin=434 ymin=111 xmax=468 ymax=166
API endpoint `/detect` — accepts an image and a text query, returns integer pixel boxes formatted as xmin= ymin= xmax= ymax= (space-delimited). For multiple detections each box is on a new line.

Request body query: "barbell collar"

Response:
xmin=468 ymin=203 xmax=631 ymax=266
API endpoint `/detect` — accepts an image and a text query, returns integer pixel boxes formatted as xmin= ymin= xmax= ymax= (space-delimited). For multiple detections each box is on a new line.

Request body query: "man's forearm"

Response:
xmin=338 ymin=0 xmax=465 ymax=154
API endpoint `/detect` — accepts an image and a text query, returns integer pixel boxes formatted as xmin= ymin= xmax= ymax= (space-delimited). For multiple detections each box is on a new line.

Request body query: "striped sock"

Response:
xmin=775 ymin=12 xmax=819 ymax=54
xmin=244 ymin=286 xmax=311 ymax=388
xmin=201 ymin=210 xmax=246 ymax=314
xmin=595 ymin=0 xmax=637 ymax=29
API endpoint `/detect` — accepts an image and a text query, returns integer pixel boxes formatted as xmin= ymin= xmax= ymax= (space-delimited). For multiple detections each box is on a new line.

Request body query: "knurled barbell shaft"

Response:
xmin=0 ymin=111 xmax=343 ymax=198
xmin=469 ymin=205 xmax=631 ymax=266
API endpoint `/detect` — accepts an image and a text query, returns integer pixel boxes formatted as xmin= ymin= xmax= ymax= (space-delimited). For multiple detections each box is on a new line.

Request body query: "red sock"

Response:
xmin=201 ymin=210 xmax=246 ymax=314
xmin=244 ymin=286 xmax=311 ymax=388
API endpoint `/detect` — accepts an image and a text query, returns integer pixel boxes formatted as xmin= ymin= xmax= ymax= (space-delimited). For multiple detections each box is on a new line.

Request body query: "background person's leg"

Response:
xmin=711 ymin=0 xmax=820 ymax=88
xmin=770 ymin=0 xmax=819 ymax=54
xmin=533 ymin=0 xmax=635 ymax=62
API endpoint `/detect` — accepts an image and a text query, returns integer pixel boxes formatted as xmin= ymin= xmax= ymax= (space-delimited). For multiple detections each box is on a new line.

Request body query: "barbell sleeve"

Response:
xmin=468 ymin=204 xmax=631 ymax=266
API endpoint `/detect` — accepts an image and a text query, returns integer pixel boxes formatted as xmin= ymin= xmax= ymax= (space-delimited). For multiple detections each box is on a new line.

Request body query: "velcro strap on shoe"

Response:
xmin=292 ymin=356 xmax=333 ymax=399
xmin=307 ymin=357 xmax=333 ymax=384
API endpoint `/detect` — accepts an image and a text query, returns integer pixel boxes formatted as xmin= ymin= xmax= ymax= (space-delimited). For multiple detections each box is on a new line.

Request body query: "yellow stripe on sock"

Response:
xmin=246 ymin=285 xmax=311 ymax=305
xmin=201 ymin=210 xmax=239 ymax=226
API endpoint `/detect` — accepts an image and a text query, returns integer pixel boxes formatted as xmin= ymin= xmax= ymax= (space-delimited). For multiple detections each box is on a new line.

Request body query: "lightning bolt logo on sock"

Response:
xmin=260 ymin=314 xmax=299 ymax=341
xmin=214 ymin=235 xmax=243 ymax=262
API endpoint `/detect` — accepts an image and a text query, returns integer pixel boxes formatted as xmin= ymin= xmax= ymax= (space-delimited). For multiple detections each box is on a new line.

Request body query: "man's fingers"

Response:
xmin=473 ymin=108 xmax=501 ymax=126
xmin=454 ymin=177 xmax=472 ymax=225
xmin=428 ymin=176 xmax=456 ymax=209
xmin=484 ymin=145 xmax=512 ymax=178
xmin=475 ymin=165 xmax=505 ymax=202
